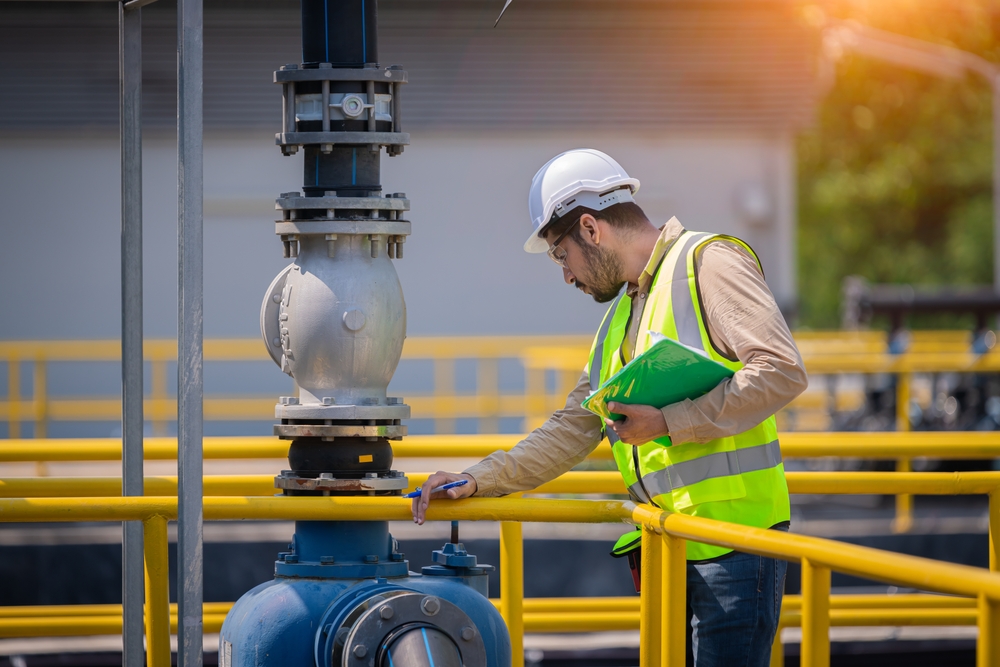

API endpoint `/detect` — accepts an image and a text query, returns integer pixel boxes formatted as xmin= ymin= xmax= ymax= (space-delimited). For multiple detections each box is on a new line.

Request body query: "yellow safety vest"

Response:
xmin=588 ymin=230 xmax=790 ymax=560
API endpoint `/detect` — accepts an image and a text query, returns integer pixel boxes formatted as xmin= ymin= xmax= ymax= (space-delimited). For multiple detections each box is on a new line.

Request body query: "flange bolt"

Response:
xmin=380 ymin=606 xmax=394 ymax=620
xmin=461 ymin=626 xmax=476 ymax=642
xmin=420 ymin=596 xmax=441 ymax=616
xmin=353 ymin=645 xmax=367 ymax=659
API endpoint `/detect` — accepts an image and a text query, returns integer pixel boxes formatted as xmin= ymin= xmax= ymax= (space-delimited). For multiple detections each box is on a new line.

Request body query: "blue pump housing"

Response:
xmin=220 ymin=521 xmax=511 ymax=667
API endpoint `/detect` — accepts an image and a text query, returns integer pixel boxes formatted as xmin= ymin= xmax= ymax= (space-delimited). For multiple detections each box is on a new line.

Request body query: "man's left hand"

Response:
xmin=605 ymin=402 xmax=670 ymax=445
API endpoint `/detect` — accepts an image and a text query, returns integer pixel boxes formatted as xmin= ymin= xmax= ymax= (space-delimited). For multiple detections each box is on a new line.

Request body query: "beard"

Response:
xmin=574 ymin=242 xmax=626 ymax=303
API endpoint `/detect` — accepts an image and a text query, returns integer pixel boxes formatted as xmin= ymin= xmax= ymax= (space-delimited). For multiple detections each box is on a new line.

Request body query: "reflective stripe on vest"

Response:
xmin=669 ymin=232 xmax=714 ymax=352
xmin=590 ymin=294 xmax=625 ymax=445
xmin=626 ymin=440 xmax=782 ymax=500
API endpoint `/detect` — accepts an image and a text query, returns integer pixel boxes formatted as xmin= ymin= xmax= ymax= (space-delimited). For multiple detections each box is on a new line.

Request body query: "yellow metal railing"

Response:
xmin=5 ymin=332 xmax=1000 ymax=438
xmin=5 ymin=430 xmax=1000 ymax=535
xmin=2 ymin=492 xmax=1000 ymax=667
xmin=4 ymin=434 xmax=1000 ymax=665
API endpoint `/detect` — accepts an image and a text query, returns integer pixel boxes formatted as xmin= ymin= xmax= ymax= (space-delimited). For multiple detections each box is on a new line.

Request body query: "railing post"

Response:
xmin=32 ymin=359 xmax=46 ymax=439
xmin=523 ymin=359 xmax=546 ymax=432
xmin=433 ymin=358 xmax=456 ymax=434
xmin=32 ymin=359 xmax=48 ymax=476
xmin=800 ymin=558 xmax=830 ymax=667
xmin=7 ymin=355 xmax=19 ymax=439
xmin=894 ymin=373 xmax=913 ymax=533
xmin=500 ymin=521 xmax=524 ymax=667
xmin=477 ymin=358 xmax=499 ymax=434
xmin=661 ymin=532 xmax=686 ymax=667
xmin=143 ymin=514 xmax=170 ymax=667
xmin=978 ymin=593 xmax=1000 ymax=667
xmin=991 ymin=490 xmax=1000 ymax=572
xmin=640 ymin=527 xmax=663 ymax=666
xmin=770 ymin=621 xmax=785 ymax=667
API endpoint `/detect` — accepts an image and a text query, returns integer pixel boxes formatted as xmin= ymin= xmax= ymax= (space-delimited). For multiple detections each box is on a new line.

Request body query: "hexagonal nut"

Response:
xmin=420 ymin=596 xmax=441 ymax=616
xmin=461 ymin=626 xmax=476 ymax=641
xmin=380 ymin=605 xmax=394 ymax=620
xmin=353 ymin=645 xmax=367 ymax=659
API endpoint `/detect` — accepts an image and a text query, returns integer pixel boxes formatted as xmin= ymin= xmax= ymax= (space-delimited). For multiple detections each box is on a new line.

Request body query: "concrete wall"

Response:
xmin=0 ymin=129 xmax=796 ymax=341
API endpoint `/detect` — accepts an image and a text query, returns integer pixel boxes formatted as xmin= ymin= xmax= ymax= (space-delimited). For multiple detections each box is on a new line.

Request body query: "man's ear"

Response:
xmin=578 ymin=213 xmax=602 ymax=246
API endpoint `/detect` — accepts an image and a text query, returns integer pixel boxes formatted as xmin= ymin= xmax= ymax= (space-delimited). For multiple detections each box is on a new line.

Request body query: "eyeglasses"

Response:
xmin=546 ymin=218 xmax=581 ymax=267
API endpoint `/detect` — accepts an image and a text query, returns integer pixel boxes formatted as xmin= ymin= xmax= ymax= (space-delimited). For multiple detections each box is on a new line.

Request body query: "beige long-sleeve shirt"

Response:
xmin=464 ymin=218 xmax=808 ymax=497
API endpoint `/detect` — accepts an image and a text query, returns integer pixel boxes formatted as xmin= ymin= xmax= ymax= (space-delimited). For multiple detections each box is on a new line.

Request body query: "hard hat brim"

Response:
xmin=523 ymin=227 xmax=551 ymax=254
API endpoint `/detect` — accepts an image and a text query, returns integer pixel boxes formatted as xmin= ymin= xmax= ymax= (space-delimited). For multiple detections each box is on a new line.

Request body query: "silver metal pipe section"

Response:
xmin=177 ymin=0 xmax=204 ymax=663
xmin=119 ymin=4 xmax=144 ymax=666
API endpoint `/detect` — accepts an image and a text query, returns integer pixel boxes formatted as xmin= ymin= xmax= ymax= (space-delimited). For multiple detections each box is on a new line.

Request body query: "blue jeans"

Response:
xmin=684 ymin=536 xmax=788 ymax=667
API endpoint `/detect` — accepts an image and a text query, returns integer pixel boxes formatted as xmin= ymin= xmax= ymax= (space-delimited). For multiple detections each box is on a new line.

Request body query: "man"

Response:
xmin=411 ymin=148 xmax=807 ymax=667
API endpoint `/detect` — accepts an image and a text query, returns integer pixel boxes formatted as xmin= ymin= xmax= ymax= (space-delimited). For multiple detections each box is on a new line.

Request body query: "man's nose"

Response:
xmin=562 ymin=266 xmax=575 ymax=285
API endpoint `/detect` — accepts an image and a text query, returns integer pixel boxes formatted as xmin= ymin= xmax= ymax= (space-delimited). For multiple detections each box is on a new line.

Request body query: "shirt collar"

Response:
xmin=626 ymin=217 xmax=685 ymax=298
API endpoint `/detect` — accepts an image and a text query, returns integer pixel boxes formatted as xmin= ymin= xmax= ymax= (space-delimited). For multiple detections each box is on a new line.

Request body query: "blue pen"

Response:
xmin=403 ymin=479 xmax=468 ymax=499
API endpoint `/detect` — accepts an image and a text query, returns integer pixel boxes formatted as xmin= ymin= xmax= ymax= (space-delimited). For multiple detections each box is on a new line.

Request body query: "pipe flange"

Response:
xmin=275 ymin=470 xmax=408 ymax=492
xmin=276 ymin=131 xmax=410 ymax=148
xmin=274 ymin=67 xmax=408 ymax=84
xmin=276 ymin=402 xmax=410 ymax=421
xmin=338 ymin=592 xmax=486 ymax=667
xmin=275 ymin=220 xmax=411 ymax=237
xmin=274 ymin=423 xmax=407 ymax=440
xmin=276 ymin=195 xmax=410 ymax=212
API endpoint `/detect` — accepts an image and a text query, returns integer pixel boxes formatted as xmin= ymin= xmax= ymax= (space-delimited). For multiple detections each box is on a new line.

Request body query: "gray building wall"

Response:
xmin=0 ymin=0 xmax=815 ymax=341
xmin=0 ymin=128 xmax=796 ymax=339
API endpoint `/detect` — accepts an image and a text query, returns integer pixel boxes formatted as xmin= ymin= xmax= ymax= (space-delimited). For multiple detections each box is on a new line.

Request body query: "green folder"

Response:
xmin=581 ymin=334 xmax=734 ymax=446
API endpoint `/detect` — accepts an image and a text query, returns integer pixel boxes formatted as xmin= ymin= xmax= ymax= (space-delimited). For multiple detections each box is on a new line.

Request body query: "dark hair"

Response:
xmin=543 ymin=201 xmax=649 ymax=243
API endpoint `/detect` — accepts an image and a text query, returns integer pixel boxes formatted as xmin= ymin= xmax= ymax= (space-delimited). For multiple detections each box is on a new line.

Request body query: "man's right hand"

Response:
xmin=410 ymin=471 xmax=477 ymax=525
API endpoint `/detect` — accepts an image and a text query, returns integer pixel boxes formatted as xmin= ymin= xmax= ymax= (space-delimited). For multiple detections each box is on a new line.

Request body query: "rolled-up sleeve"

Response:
xmin=463 ymin=370 xmax=604 ymax=497
xmin=660 ymin=242 xmax=808 ymax=444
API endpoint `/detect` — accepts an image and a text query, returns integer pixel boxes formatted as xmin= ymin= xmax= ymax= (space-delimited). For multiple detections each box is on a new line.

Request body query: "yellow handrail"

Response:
xmin=4 ymin=432 xmax=1000 ymax=462
xmin=3 ymin=333 xmax=998 ymax=438
xmin=1 ymin=494 xmax=1000 ymax=666
xmin=6 ymin=470 xmax=1000 ymax=498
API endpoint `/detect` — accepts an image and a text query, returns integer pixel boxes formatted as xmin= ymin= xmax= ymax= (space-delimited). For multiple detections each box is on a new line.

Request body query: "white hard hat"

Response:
xmin=524 ymin=148 xmax=641 ymax=253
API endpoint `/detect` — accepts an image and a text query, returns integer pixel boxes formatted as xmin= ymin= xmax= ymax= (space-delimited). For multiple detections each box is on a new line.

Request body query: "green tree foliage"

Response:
xmin=798 ymin=1 xmax=998 ymax=328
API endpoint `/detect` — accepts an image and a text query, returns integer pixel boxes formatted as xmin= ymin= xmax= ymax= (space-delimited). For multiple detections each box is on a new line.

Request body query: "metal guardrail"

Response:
xmin=5 ymin=431 xmax=1000 ymax=535
xmin=1 ymin=491 xmax=1000 ymax=667
xmin=5 ymin=434 xmax=1000 ymax=666
xmin=3 ymin=332 xmax=998 ymax=437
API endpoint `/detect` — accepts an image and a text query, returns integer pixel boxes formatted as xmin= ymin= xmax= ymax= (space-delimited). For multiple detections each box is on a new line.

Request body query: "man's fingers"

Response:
xmin=607 ymin=401 xmax=634 ymax=416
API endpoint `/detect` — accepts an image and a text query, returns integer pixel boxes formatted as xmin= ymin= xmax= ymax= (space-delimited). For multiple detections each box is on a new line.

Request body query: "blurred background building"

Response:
xmin=0 ymin=0 xmax=819 ymax=345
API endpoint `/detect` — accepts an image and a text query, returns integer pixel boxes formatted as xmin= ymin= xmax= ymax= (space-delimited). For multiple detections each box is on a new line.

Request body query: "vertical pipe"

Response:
xmin=894 ymin=373 xmax=913 ymax=533
xmin=990 ymin=490 xmax=1000 ymax=572
xmin=144 ymin=514 xmax=171 ymax=667
xmin=979 ymin=593 xmax=1000 ymax=667
xmin=8 ymin=357 xmax=19 ymax=439
xmin=800 ymin=559 xmax=831 ymax=667
xmin=119 ymin=4 xmax=145 ymax=665
xmin=177 ymin=0 xmax=204 ymax=662
xmin=639 ymin=528 xmax=663 ymax=667
xmin=500 ymin=521 xmax=524 ymax=667
xmin=152 ymin=359 xmax=167 ymax=436
xmin=661 ymin=533 xmax=686 ymax=667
